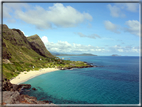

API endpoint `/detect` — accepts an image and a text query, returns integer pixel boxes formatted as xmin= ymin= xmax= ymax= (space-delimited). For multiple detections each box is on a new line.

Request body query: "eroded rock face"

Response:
xmin=2 ymin=91 xmax=51 ymax=104
xmin=2 ymin=78 xmax=52 ymax=104
xmin=3 ymin=91 xmax=20 ymax=104
xmin=2 ymin=78 xmax=31 ymax=92
xmin=2 ymin=79 xmax=13 ymax=91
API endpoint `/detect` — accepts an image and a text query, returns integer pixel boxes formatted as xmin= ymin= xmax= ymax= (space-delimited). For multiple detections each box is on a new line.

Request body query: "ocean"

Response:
xmin=21 ymin=56 xmax=139 ymax=104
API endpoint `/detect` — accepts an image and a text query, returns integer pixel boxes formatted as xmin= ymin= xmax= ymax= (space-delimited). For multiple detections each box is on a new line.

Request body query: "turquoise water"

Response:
xmin=22 ymin=56 xmax=139 ymax=104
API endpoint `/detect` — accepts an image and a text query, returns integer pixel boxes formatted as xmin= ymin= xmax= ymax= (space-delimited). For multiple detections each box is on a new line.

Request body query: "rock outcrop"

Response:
xmin=3 ymin=91 xmax=20 ymax=104
xmin=2 ymin=77 xmax=31 ymax=92
xmin=2 ymin=78 xmax=52 ymax=105
xmin=2 ymin=91 xmax=52 ymax=104
xmin=59 ymin=64 xmax=95 ymax=70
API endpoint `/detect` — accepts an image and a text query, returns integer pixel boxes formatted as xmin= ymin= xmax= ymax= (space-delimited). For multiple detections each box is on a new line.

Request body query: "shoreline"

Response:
xmin=10 ymin=68 xmax=60 ymax=84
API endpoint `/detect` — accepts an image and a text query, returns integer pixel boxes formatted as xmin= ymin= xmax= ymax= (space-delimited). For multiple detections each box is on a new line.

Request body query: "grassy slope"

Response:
xmin=2 ymin=25 xmax=51 ymax=79
xmin=27 ymin=34 xmax=54 ymax=58
xmin=2 ymin=24 xmax=90 ymax=80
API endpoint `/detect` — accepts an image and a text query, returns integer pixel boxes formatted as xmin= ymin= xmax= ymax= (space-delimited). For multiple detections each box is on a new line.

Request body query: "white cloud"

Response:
xmin=76 ymin=32 xmax=86 ymax=37
xmin=3 ymin=3 xmax=29 ymax=18
xmin=125 ymin=3 xmax=139 ymax=12
xmin=7 ymin=19 xmax=16 ymax=23
xmin=41 ymin=36 xmax=140 ymax=55
xmin=41 ymin=36 xmax=48 ymax=43
xmin=118 ymin=49 xmax=124 ymax=52
xmin=88 ymin=34 xmax=101 ymax=39
xmin=41 ymin=37 xmax=105 ymax=53
xmin=131 ymin=48 xmax=139 ymax=53
xmin=3 ymin=4 xmax=12 ymax=18
xmin=109 ymin=45 xmax=140 ymax=53
xmin=104 ymin=20 xmax=140 ymax=36
xmin=107 ymin=4 xmax=125 ymax=17
xmin=21 ymin=31 xmax=28 ymax=37
xmin=107 ymin=3 xmax=139 ymax=18
xmin=104 ymin=21 xmax=120 ymax=34
xmin=124 ymin=20 xmax=140 ymax=36
xmin=75 ymin=32 xmax=101 ymax=39
xmin=14 ymin=3 xmax=92 ymax=29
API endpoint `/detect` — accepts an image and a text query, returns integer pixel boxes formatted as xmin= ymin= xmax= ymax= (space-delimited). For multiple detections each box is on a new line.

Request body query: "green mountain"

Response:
xmin=27 ymin=34 xmax=53 ymax=58
xmin=2 ymin=24 xmax=55 ymax=79
xmin=2 ymin=24 xmax=54 ymax=61
xmin=2 ymin=24 xmax=93 ymax=80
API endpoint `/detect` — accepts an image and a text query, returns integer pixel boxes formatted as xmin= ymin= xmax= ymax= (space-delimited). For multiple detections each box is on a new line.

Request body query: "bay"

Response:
xmin=22 ymin=56 xmax=139 ymax=104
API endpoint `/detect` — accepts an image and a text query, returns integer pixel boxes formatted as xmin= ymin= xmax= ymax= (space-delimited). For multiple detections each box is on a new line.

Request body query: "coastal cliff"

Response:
xmin=2 ymin=24 xmax=57 ymax=105
xmin=2 ymin=24 xmax=94 ymax=105
xmin=2 ymin=24 xmax=55 ymax=80
xmin=2 ymin=24 xmax=94 ymax=80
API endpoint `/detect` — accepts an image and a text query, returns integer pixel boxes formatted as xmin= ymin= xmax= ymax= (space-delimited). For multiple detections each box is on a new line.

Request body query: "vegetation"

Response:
xmin=3 ymin=56 xmax=89 ymax=80
xmin=2 ymin=24 xmax=91 ymax=80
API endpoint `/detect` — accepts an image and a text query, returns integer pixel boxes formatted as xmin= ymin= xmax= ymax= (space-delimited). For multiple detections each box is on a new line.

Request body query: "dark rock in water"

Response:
xmin=43 ymin=100 xmax=52 ymax=103
xmin=19 ymin=84 xmax=31 ymax=89
xmin=66 ymin=67 xmax=72 ymax=69
xmin=12 ymin=84 xmax=31 ymax=92
xmin=32 ymin=87 xmax=36 ymax=90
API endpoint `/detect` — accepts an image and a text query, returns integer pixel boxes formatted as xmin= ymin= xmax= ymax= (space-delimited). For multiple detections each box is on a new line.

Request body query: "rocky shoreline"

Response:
xmin=58 ymin=63 xmax=104 ymax=70
xmin=2 ymin=78 xmax=54 ymax=105
xmin=2 ymin=63 xmax=99 ymax=105
xmin=58 ymin=61 xmax=95 ymax=70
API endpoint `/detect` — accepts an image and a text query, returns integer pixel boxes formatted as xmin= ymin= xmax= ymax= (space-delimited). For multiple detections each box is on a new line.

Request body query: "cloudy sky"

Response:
xmin=3 ymin=0 xmax=141 ymax=56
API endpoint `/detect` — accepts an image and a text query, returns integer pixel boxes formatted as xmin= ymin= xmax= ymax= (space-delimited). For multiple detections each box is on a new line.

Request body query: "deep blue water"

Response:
xmin=22 ymin=56 xmax=139 ymax=104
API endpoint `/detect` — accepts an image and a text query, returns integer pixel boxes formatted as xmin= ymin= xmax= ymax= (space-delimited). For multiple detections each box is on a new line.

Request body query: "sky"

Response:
xmin=2 ymin=0 xmax=141 ymax=56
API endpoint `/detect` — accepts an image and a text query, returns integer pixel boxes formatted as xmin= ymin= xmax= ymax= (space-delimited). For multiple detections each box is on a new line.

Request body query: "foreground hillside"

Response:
xmin=2 ymin=24 xmax=55 ymax=79
xmin=2 ymin=24 xmax=93 ymax=80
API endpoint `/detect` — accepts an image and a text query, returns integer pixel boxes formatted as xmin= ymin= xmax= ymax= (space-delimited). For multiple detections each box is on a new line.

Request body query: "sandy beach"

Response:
xmin=10 ymin=68 xmax=60 ymax=84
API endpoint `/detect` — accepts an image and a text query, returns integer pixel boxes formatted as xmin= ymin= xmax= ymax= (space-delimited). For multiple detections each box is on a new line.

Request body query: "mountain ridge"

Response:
xmin=2 ymin=24 xmax=94 ymax=80
xmin=27 ymin=34 xmax=53 ymax=58
xmin=1 ymin=24 xmax=95 ymax=105
xmin=2 ymin=24 xmax=55 ymax=79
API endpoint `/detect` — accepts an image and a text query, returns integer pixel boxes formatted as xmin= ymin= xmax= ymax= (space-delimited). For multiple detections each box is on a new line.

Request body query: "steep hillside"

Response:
xmin=3 ymin=25 xmax=36 ymax=61
xmin=2 ymin=24 xmax=55 ymax=79
xmin=27 ymin=34 xmax=53 ymax=58
xmin=2 ymin=24 xmax=93 ymax=80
